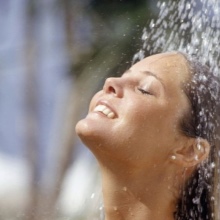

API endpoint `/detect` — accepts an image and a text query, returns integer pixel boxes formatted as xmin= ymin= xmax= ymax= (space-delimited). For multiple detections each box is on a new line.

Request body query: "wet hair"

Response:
xmin=175 ymin=54 xmax=220 ymax=220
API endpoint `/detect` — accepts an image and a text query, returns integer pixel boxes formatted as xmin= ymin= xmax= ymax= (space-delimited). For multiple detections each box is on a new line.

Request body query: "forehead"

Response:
xmin=131 ymin=52 xmax=190 ymax=86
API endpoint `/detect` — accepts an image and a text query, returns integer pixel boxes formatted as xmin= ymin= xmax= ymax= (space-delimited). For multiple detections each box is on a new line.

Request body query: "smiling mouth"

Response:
xmin=93 ymin=105 xmax=115 ymax=119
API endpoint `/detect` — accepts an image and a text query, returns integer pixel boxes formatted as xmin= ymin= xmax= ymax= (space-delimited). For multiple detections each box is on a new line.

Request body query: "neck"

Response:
xmin=98 ymin=160 xmax=178 ymax=220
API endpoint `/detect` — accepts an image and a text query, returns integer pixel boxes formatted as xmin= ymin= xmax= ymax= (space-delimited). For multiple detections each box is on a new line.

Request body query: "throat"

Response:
xmin=98 ymin=155 xmax=178 ymax=220
xmin=104 ymin=200 xmax=150 ymax=220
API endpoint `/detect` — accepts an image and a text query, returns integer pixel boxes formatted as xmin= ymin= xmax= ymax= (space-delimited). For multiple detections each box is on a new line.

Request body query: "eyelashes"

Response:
xmin=137 ymin=88 xmax=153 ymax=96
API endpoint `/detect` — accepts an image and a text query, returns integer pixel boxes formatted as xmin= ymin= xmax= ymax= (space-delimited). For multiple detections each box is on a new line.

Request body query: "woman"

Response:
xmin=75 ymin=51 xmax=220 ymax=220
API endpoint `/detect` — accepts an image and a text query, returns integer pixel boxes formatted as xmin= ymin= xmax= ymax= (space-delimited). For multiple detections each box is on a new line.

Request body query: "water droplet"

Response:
xmin=211 ymin=162 xmax=215 ymax=168
xmin=123 ymin=186 xmax=127 ymax=191
xmin=186 ymin=2 xmax=191 ymax=10
xmin=161 ymin=2 xmax=166 ymax=8
xmin=91 ymin=193 xmax=95 ymax=199
xmin=150 ymin=21 xmax=155 ymax=28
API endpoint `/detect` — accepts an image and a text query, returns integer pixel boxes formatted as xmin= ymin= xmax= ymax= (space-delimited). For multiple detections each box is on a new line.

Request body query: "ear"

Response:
xmin=170 ymin=138 xmax=210 ymax=168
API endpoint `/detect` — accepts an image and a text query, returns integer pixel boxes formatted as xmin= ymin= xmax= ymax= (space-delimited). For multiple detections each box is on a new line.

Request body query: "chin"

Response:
xmin=75 ymin=119 xmax=92 ymax=138
xmin=75 ymin=118 xmax=105 ymax=147
xmin=76 ymin=118 xmax=121 ymax=160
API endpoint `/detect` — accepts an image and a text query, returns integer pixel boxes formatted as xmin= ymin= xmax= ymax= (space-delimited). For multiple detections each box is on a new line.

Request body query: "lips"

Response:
xmin=93 ymin=102 xmax=116 ymax=119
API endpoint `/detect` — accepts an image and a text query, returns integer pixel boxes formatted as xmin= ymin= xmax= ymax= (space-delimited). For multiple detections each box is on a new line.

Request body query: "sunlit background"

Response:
xmin=1 ymin=0 xmax=214 ymax=219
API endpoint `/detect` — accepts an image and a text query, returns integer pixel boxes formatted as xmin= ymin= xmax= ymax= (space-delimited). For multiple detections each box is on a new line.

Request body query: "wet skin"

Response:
xmin=76 ymin=52 xmax=190 ymax=168
xmin=75 ymin=52 xmax=209 ymax=220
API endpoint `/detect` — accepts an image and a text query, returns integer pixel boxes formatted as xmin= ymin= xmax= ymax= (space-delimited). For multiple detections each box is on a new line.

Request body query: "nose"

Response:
xmin=103 ymin=77 xmax=123 ymax=97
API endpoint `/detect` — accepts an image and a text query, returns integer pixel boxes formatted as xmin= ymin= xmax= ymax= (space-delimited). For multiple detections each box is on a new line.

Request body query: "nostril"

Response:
xmin=108 ymin=85 xmax=116 ymax=94
xmin=103 ymin=78 xmax=116 ymax=93
xmin=103 ymin=77 xmax=123 ymax=97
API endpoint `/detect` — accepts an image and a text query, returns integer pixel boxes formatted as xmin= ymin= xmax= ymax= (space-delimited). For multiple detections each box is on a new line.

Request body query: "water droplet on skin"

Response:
xmin=123 ymin=186 xmax=127 ymax=191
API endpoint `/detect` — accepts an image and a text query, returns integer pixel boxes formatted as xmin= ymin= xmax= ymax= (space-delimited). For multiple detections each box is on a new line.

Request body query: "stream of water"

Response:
xmin=132 ymin=0 xmax=220 ymax=219
xmin=134 ymin=0 xmax=220 ymax=74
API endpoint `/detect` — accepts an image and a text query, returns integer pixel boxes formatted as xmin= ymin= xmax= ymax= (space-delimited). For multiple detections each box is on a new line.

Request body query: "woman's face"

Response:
xmin=76 ymin=52 xmax=191 ymax=168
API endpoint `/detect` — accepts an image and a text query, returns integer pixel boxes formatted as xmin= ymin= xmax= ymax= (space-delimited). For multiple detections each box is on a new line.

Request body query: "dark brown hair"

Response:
xmin=175 ymin=54 xmax=220 ymax=220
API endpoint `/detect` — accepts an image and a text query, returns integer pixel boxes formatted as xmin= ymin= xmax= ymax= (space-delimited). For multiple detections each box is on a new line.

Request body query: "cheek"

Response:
xmin=117 ymin=103 xmax=159 ymax=146
xmin=121 ymin=101 xmax=180 ymax=146
xmin=123 ymin=100 xmax=165 ymax=130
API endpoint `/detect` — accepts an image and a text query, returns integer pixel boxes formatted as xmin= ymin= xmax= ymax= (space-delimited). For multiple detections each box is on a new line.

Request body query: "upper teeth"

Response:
xmin=94 ymin=105 xmax=115 ymax=119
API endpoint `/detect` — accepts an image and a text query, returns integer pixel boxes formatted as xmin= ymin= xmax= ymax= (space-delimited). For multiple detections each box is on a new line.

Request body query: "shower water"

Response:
xmin=133 ymin=0 xmax=220 ymax=219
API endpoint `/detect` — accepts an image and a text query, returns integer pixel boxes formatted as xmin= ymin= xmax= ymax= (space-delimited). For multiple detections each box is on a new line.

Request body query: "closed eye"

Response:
xmin=138 ymin=88 xmax=153 ymax=95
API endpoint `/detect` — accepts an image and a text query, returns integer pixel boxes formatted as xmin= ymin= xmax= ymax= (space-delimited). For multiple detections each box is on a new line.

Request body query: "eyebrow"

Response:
xmin=124 ymin=69 xmax=165 ymax=89
xmin=141 ymin=71 xmax=165 ymax=87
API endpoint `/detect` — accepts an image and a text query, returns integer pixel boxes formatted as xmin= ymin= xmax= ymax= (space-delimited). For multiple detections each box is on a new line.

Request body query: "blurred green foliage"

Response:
xmin=71 ymin=0 xmax=160 ymax=79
